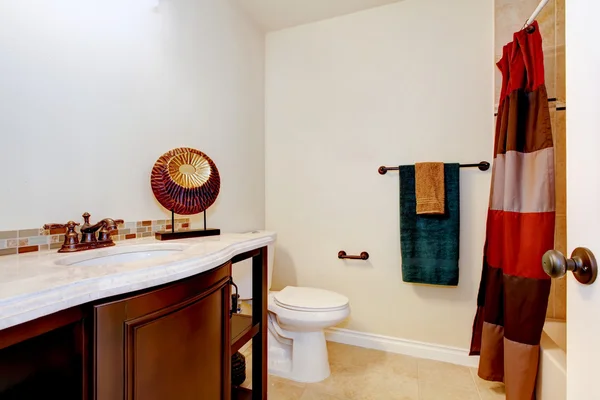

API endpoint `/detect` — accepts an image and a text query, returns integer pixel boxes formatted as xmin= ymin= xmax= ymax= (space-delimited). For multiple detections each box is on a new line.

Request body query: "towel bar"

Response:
xmin=378 ymin=161 xmax=490 ymax=175
xmin=338 ymin=251 xmax=369 ymax=260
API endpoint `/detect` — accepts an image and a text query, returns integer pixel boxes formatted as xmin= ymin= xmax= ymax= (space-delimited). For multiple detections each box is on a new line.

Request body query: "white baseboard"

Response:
xmin=325 ymin=327 xmax=480 ymax=368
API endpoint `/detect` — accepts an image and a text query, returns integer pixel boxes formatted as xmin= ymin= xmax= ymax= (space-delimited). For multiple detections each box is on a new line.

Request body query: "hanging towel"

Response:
xmin=415 ymin=162 xmax=445 ymax=215
xmin=399 ymin=164 xmax=460 ymax=286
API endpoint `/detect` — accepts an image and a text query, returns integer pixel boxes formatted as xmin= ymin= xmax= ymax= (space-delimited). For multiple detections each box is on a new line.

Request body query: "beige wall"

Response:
xmin=494 ymin=0 xmax=566 ymax=320
xmin=0 ymin=0 xmax=265 ymax=233
xmin=266 ymin=0 xmax=494 ymax=349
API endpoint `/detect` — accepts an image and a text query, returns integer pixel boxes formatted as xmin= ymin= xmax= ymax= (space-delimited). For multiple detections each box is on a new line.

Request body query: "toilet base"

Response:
xmin=268 ymin=329 xmax=331 ymax=383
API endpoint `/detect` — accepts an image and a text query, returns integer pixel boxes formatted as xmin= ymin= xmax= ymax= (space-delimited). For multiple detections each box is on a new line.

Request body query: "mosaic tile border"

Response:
xmin=0 ymin=218 xmax=191 ymax=257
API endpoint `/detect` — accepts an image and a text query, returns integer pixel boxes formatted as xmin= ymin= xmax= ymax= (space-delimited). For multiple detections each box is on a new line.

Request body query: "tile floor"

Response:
xmin=241 ymin=342 xmax=506 ymax=400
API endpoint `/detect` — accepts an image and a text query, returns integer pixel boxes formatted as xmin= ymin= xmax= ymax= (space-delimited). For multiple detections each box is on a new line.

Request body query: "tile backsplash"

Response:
xmin=0 ymin=218 xmax=191 ymax=257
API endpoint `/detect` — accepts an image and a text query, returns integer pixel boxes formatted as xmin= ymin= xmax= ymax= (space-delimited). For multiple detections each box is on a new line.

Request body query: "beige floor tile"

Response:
xmin=419 ymin=380 xmax=481 ymax=400
xmin=362 ymin=355 xmax=419 ymax=399
xmin=327 ymin=342 xmax=418 ymax=379
xmin=381 ymin=353 xmax=419 ymax=379
xmin=300 ymin=388 xmax=345 ymax=400
xmin=308 ymin=363 xmax=372 ymax=399
xmin=418 ymin=359 xmax=478 ymax=391
xmin=307 ymin=362 xmax=419 ymax=400
xmin=268 ymin=382 xmax=305 ymax=399
xmin=365 ymin=373 xmax=419 ymax=400
xmin=268 ymin=376 xmax=306 ymax=400
xmin=479 ymin=388 xmax=507 ymax=400
xmin=471 ymin=368 xmax=506 ymax=400
xmin=271 ymin=375 xmax=306 ymax=388
xmin=245 ymin=343 xmax=505 ymax=400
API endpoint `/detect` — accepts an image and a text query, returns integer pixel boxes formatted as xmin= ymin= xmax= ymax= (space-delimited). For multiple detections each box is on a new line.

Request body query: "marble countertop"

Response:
xmin=0 ymin=231 xmax=276 ymax=330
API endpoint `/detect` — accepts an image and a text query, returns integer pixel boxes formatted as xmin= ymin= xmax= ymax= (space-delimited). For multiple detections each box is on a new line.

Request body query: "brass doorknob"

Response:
xmin=542 ymin=247 xmax=598 ymax=285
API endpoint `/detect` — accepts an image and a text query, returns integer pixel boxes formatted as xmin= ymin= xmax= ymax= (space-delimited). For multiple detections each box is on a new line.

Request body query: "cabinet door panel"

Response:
xmin=95 ymin=302 xmax=127 ymax=400
xmin=130 ymin=285 xmax=225 ymax=400
xmin=94 ymin=263 xmax=231 ymax=400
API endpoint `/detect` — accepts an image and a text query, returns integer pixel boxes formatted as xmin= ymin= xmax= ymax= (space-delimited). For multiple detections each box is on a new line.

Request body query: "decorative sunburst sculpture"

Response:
xmin=151 ymin=148 xmax=221 ymax=215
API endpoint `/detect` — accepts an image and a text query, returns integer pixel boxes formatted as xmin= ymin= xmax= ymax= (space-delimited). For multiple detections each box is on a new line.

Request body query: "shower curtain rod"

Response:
xmin=523 ymin=0 xmax=550 ymax=29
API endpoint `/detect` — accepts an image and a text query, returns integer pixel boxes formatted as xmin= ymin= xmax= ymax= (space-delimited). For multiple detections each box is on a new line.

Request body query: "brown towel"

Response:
xmin=415 ymin=162 xmax=445 ymax=214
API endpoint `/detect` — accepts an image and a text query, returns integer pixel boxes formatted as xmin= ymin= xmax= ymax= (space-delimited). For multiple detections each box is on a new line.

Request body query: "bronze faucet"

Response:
xmin=44 ymin=212 xmax=124 ymax=253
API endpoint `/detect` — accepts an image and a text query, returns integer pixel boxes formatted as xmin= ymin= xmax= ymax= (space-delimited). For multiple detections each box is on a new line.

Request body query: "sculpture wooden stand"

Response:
xmin=151 ymin=147 xmax=222 ymax=241
xmin=154 ymin=210 xmax=220 ymax=241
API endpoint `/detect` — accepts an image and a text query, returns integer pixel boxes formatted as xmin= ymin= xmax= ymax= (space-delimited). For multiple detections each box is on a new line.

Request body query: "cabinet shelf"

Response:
xmin=231 ymin=314 xmax=260 ymax=354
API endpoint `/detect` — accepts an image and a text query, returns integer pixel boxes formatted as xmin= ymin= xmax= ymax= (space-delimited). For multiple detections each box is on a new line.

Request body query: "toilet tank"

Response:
xmin=232 ymin=242 xmax=274 ymax=300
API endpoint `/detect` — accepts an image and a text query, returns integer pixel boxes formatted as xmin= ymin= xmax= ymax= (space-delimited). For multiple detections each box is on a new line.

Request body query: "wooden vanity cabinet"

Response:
xmin=94 ymin=262 xmax=232 ymax=400
xmin=0 ymin=245 xmax=269 ymax=400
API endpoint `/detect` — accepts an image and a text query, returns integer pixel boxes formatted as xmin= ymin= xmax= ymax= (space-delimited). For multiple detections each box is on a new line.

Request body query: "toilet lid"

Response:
xmin=273 ymin=286 xmax=349 ymax=312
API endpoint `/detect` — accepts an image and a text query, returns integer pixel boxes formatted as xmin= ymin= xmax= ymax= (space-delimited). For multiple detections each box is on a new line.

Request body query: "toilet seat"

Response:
xmin=273 ymin=286 xmax=349 ymax=312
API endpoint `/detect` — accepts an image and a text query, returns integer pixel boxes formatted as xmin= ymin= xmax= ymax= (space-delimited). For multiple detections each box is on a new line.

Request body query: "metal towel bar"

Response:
xmin=338 ymin=251 xmax=369 ymax=260
xmin=378 ymin=161 xmax=490 ymax=175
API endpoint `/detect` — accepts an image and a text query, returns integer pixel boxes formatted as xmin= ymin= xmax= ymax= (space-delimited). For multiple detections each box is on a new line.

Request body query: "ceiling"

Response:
xmin=234 ymin=0 xmax=402 ymax=32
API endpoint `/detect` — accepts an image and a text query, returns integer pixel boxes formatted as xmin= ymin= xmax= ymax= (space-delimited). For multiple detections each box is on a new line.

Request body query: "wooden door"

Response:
xmin=566 ymin=1 xmax=600 ymax=399
xmin=94 ymin=263 xmax=231 ymax=400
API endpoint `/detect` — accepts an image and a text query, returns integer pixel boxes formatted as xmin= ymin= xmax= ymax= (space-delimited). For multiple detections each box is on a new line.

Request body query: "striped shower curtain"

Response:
xmin=470 ymin=21 xmax=555 ymax=400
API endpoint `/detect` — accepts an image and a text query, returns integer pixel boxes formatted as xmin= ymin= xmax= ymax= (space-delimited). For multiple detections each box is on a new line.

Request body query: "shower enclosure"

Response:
xmin=494 ymin=1 xmax=566 ymax=398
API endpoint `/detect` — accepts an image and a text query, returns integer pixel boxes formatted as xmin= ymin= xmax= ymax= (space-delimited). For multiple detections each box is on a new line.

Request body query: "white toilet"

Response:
xmin=232 ymin=242 xmax=350 ymax=383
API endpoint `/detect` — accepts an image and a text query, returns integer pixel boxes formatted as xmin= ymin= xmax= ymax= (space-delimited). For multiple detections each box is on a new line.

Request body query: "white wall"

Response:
xmin=234 ymin=0 xmax=401 ymax=32
xmin=0 ymin=0 xmax=265 ymax=232
xmin=266 ymin=0 xmax=494 ymax=349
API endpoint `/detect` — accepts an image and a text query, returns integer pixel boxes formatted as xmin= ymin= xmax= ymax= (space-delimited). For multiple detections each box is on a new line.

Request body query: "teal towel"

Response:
xmin=400 ymin=164 xmax=460 ymax=286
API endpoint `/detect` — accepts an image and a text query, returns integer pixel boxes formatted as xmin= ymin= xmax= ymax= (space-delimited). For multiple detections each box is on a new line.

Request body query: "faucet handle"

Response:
xmin=43 ymin=221 xmax=80 ymax=231
xmin=44 ymin=221 xmax=81 ymax=252
xmin=44 ymin=223 xmax=66 ymax=231
xmin=98 ymin=218 xmax=123 ymax=242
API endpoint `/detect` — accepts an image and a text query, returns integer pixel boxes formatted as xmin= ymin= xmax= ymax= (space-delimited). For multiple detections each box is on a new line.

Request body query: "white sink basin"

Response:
xmin=56 ymin=244 xmax=188 ymax=267
xmin=68 ymin=250 xmax=182 ymax=267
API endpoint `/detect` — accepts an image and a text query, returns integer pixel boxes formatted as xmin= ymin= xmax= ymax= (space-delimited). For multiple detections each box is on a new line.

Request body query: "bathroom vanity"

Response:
xmin=0 ymin=232 xmax=274 ymax=400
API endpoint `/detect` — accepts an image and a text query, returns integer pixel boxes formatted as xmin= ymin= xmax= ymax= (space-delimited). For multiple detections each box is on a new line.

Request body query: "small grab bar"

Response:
xmin=338 ymin=251 xmax=369 ymax=260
